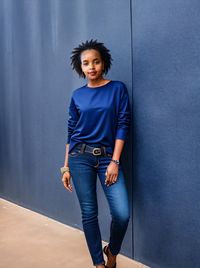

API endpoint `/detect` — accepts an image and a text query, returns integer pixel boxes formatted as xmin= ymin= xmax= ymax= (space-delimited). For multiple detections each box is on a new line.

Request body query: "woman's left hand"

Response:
xmin=105 ymin=161 xmax=119 ymax=186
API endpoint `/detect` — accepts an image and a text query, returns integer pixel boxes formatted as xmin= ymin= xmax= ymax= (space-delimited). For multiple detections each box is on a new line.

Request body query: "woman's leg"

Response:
xmin=68 ymin=152 xmax=105 ymax=266
xmin=97 ymin=156 xmax=130 ymax=256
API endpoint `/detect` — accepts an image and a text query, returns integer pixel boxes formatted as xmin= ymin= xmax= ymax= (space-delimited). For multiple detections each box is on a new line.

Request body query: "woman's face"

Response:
xmin=80 ymin=49 xmax=104 ymax=81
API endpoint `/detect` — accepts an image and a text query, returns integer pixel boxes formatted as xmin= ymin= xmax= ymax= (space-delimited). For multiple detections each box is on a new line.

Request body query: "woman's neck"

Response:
xmin=87 ymin=78 xmax=110 ymax=88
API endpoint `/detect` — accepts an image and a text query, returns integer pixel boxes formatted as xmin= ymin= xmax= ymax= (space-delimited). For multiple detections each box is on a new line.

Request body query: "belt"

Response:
xmin=78 ymin=144 xmax=112 ymax=157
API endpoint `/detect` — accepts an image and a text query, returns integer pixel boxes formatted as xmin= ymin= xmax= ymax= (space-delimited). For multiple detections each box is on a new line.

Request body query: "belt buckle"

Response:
xmin=92 ymin=148 xmax=102 ymax=156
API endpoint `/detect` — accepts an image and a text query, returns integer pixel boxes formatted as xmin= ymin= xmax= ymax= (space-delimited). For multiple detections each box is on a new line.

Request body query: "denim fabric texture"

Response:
xmin=68 ymin=144 xmax=130 ymax=266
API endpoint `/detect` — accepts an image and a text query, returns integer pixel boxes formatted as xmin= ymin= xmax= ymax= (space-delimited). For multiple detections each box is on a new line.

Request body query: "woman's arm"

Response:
xmin=61 ymin=94 xmax=80 ymax=192
xmin=105 ymin=84 xmax=131 ymax=186
xmin=112 ymin=139 xmax=125 ymax=161
xmin=61 ymin=144 xmax=72 ymax=192
xmin=105 ymin=139 xmax=125 ymax=186
xmin=64 ymin=144 xmax=70 ymax=167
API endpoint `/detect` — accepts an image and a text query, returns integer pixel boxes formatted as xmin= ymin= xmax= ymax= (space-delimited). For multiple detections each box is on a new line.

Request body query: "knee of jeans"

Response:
xmin=81 ymin=206 xmax=98 ymax=223
xmin=113 ymin=211 xmax=130 ymax=225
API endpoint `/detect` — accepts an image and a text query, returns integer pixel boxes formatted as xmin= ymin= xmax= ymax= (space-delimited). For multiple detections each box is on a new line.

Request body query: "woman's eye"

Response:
xmin=82 ymin=60 xmax=100 ymax=66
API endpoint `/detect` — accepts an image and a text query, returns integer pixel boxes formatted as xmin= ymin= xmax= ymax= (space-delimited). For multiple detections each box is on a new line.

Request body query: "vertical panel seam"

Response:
xmin=129 ymin=0 xmax=134 ymax=260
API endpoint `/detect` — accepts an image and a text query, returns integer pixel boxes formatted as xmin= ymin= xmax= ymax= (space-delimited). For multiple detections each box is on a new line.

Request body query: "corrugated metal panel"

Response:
xmin=0 ymin=0 xmax=133 ymax=258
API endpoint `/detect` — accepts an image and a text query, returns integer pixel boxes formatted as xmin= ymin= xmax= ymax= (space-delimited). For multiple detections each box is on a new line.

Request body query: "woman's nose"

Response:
xmin=89 ymin=62 xmax=94 ymax=68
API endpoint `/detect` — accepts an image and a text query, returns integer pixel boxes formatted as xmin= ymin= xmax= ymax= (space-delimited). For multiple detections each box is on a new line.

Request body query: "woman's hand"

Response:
xmin=62 ymin=171 xmax=72 ymax=192
xmin=105 ymin=161 xmax=119 ymax=186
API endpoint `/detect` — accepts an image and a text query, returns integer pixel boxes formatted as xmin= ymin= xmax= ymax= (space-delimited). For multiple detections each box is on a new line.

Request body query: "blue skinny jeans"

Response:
xmin=68 ymin=144 xmax=130 ymax=266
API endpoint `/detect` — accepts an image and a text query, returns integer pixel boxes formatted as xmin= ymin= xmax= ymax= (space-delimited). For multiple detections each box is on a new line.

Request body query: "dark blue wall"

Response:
xmin=1 ymin=0 xmax=200 ymax=267
xmin=132 ymin=1 xmax=200 ymax=267
xmin=0 ymin=0 xmax=133 ymax=259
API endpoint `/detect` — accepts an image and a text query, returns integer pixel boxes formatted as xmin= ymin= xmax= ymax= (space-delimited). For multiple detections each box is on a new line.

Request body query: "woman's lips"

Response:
xmin=88 ymin=71 xmax=97 ymax=76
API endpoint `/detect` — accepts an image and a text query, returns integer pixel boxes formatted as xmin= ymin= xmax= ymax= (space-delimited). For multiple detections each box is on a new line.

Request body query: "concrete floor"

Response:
xmin=0 ymin=198 xmax=148 ymax=268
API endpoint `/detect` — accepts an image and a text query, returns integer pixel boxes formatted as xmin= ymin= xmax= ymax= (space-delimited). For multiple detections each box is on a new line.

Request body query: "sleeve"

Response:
xmin=115 ymin=85 xmax=131 ymax=141
xmin=67 ymin=96 xmax=79 ymax=144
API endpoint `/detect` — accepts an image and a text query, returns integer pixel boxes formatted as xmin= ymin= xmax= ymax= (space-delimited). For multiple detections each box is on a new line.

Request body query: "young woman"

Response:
xmin=61 ymin=40 xmax=131 ymax=268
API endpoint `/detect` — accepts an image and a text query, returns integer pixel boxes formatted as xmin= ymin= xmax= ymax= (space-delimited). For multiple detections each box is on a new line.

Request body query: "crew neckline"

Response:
xmin=86 ymin=80 xmax=112 ymax=89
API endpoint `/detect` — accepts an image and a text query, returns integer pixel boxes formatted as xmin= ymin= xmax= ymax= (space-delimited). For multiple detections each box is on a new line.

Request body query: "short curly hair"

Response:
xmin=70 ymin=39 xmax=112 ymax=78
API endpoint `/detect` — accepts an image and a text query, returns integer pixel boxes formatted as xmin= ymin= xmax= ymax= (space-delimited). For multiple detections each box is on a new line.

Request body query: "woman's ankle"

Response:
xmin=105 ymin=246 xmax=117 ymax=267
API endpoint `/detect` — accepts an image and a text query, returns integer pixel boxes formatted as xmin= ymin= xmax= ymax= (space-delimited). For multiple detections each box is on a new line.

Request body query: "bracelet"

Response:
xmin=111 ymin=159 xmax=120 ymax=165
xmin=60 ymin=166 xmax=70 ymax=175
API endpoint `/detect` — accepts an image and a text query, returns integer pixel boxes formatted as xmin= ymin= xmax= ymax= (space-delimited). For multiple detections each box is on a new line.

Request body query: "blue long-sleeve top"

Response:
xmin=67 ymin=80 xmax=131 ymax=154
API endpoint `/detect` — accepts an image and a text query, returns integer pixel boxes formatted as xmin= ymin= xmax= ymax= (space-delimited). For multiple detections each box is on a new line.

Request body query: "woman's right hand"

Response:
xmin=62 ymin=171 xmax=72 ymax=192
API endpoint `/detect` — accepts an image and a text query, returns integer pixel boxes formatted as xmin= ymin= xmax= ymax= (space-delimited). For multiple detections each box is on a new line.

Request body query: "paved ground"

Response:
xmin=0 ymin=198 xmax=149 ymax=268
